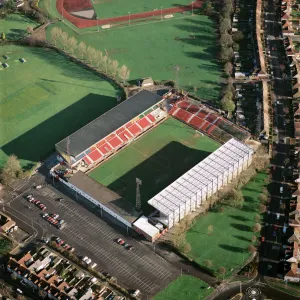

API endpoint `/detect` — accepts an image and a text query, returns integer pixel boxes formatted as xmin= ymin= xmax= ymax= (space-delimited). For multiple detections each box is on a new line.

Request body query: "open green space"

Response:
xmin=93 ymin=0 xmax=191 ymax=19
xmin=45 ymin=12 xmax=221 ymax=101
xmin=0 ymin=13 xmax=38 ymax=40
xmin=89 ymin=117 xmax=219 ymax=211
xmin=186 ymin=171 xmax=268 ymax=277
xmin=0 ymin=45 xmax=119 ymax=168
xmin=154 ymin=275 xmax=214 ymax=300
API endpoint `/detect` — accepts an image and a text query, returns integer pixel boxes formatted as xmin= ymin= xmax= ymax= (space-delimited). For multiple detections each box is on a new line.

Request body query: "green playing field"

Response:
xmin=92 ymin=0 xmax=191 ymax=19
xmin=0 ymin=45 xmax=119 ymax=168
xmin=88 ymin=118 xmax=219 ymax=211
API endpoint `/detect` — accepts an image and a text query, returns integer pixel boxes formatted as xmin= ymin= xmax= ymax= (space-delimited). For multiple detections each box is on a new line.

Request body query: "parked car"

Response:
xmin=124 ymin=244 xmax=133 ymax=250
xmin=91 ymin=263 xmax=97 ymax=269
xmin=117 ymin=238 xmax=125 ymax=245
xmin=56 ymin=197 xmax=63 ymax=202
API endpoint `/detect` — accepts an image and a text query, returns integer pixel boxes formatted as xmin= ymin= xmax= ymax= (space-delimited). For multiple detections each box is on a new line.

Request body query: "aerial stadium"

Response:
xmin=52 ymin=89 xmax=253 ymax=242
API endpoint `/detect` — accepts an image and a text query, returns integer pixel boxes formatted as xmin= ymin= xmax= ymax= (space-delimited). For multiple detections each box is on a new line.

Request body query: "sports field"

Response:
xmin=154 ymin=275 xmax=214 ymax=300
xmin=0 ymin=45 xmax=118 ymax=168
xmin=186 ymin=171 xmax=268 ymax=278
xmin=93 ymin=0 xmax=191 ymax=19
xmin=88 ymin=118 xmax=219 ymax=211
xmin=0 ymin=13 xmax=38 ymax=40
xmin=45 ymin=13 xmax=221 ymax=101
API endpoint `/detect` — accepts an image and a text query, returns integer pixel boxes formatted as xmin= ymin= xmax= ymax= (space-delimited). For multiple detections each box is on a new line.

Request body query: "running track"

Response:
xmin=56 ymin=0 xmax=204 ymax=29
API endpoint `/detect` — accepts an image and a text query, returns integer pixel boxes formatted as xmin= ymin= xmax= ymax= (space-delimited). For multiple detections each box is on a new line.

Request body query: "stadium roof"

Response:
xmin=56 ymin=90 xmax=163 ymax=157
xmin=148 ymin=138 xmax=253 ymax=217
xmin=69 ymin=171 xmax=141 ymax=224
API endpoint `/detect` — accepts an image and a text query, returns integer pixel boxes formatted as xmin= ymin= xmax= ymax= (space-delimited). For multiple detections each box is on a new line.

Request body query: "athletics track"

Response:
xmin=56 ymin=0 xmax=204 ymax=29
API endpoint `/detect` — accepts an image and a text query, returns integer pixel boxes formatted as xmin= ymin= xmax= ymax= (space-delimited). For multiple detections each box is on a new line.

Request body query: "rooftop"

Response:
xmin=69 ymin=171 xmax=141 ymax=223
xmin=56 ymin=90 xmax=163 ymax=157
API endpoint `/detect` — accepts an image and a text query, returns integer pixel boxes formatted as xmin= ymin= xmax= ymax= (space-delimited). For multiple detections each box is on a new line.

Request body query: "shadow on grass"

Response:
xmin=107 ymin=142 xmax=213 ymax=213
xmin=229 ymin=215 xmax=250 ymax=222
xmin=231 ymin=223 xmax=252 ymax=231
xmin=233 ymin=235 xmax=251 ymax=242
xmin=219 ymin=244 xmax=246 ymax=253
xmin=1 ymin=93 xmax=116 ymax=166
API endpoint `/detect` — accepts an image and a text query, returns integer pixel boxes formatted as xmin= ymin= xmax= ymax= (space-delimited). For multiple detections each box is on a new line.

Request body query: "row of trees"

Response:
xmin=50 ymin=27 xmax=131 ymax=83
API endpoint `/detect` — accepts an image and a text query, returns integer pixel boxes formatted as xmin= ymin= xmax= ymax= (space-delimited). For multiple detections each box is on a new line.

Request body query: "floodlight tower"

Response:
xmin=135 ymin=178 xmax=142 ymax=212
xmin=66 ymin=136 xmax=71 ymax=167
xmin=174 ymin=65 xmax=180 ymax=92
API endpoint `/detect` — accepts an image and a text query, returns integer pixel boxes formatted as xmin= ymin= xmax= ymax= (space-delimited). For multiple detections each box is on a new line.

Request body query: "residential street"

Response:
xmin=259 ymin=0 xmax=294 ymax=280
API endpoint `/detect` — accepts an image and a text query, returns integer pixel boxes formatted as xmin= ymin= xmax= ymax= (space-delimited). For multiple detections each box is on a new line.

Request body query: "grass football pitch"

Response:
xmin=93 ymin=0 xmax=191 ymax=19
xmin=154 ymin=275 xmax=214 ymax=300
xmin=0 ymin=45 xmax=118 ymax=168
xmin=88 ymin=118 xmax=219 ymax=212
xmin=45 ymin=12 xmax=221 ymax=102
xmin=186 ymin=171 xmax=268 ymax=278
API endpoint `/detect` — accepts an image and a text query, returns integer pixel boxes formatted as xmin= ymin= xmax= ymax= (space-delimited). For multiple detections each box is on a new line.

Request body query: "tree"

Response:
xmin=220 ymin=46 xmax=233 ymax=62
xmin=118 ymin=64 xmax=130 ymax=83
xmin=0 ymin=238 xmax=12 ymax=254
xmin=4 ymin=0 xmax=15 ymax=10
xmin=60 ymin=31 xmax=69 ymax=50
xmin=67 ymin=36 xmax=77 ymax=55
xmin=254 ymin=214 xmax=260 ymax=222
xmin=218 ymin=267 xmax=226 ymax=280
xmin=252 ymin=223 xmax=261 ymax=233
xmin=259 ymin=204 xmax=266 ymax=213
xmin=220 ymin=32 xmax=233 ymax=47
xmin=0 ymin=155 xmax=22 ymax=185
xmin=204 ymin=260 xmax=213 ymax=267
xmin=221 ymin=96 xmax=235 ymax=112
xmin=1 ymin=32 xmax=6 ymax=41
xmin=86 ymin=46 xmax=96 ymax=65
xmin=232 ymin=31 xmax=244 ymax=42
xmin=78 ymin=41 xmax=87 ymax=59
xmin=259 ymin=194 xmax=268 ymax=204
xmin=248 ymin=244 xmax=256 ymax=254
xmin=224 ymin=61 xmax=233 ymax=75
xmin=50 ymin=27 xmax=61 ymax=47
xmin=95 ymin=50 xmax=103 ymax=69
xmin=207 ymin=224 xmax=214 ymax=235
xmin=102 ymin=55 xmax=109 ymax=73
xmin=110 ymin=60 xmax=119 ymax=78
xmin=251 ymin=235 xmax=257 ymax=243
xmin=26 ymin=26 xmax=33 ymax=35
xmin=219 ymin=18 xmax=231 ymax=33
xmin=183 ymin=242 xmax=191 ymax=254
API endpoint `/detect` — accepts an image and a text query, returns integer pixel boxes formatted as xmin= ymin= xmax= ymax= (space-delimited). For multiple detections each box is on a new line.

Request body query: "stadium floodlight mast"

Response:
xmin=161 ymin=6 xmax=163 ymax=21
xmin=96 ymin=16 xmax=99 ymax=32
xmin=174 ymin=65 xmax=180 ymax=91
xmin=128 ymin=12 xmax=131 ymax=26
xmin=135 ymin=178 xmax=142 ymax=212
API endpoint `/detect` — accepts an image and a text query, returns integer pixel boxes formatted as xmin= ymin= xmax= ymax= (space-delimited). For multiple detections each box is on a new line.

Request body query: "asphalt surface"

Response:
xmin=5 ymin=180 xmax=179 ymax=298
xmin=258 ymin=0 xmax=294 ymax=281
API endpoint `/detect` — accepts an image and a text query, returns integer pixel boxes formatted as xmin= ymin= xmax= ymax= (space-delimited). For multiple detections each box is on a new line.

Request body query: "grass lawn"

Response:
xmin=0 ymin=13 xmax=38 ymax=40
xmin=93 ymin=0 xmax=191 ymax=19
xmin=154 ymin=275 xmax=214 ymax=300
xmin=88 ymin=118 xmax=219 ymax=212
xmin=186 ymin=171 xmax=268 ymax=278
xmin=0 ymin=45 xmax=119 ymax=168
xmin=45 ymin=12 xmax=221 ymax=102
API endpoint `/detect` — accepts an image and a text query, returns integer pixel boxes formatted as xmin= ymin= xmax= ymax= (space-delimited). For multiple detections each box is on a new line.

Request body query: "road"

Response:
xmin=259 ymin=0 xmax=294 ymax=280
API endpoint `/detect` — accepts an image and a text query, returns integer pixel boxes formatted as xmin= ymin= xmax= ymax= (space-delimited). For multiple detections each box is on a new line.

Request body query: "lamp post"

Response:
xmin=161 ymin=6 xmax=163 ymax=21
xmin=192 ymin=1 xmax=194 ymax=16
xmin=128 ymin=12 xmax=131 ymax=26
xmin=97 ymin=17 xmax=99 ymax=32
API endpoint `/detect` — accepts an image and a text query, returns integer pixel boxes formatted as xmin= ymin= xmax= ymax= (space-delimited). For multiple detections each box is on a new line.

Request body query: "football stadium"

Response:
xmin=52 ymin=89 xmax=253 ymax=241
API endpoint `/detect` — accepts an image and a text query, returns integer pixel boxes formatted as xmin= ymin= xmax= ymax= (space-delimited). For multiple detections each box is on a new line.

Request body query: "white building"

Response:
xmin=148 ymin=138 xmax=253 ymax=228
